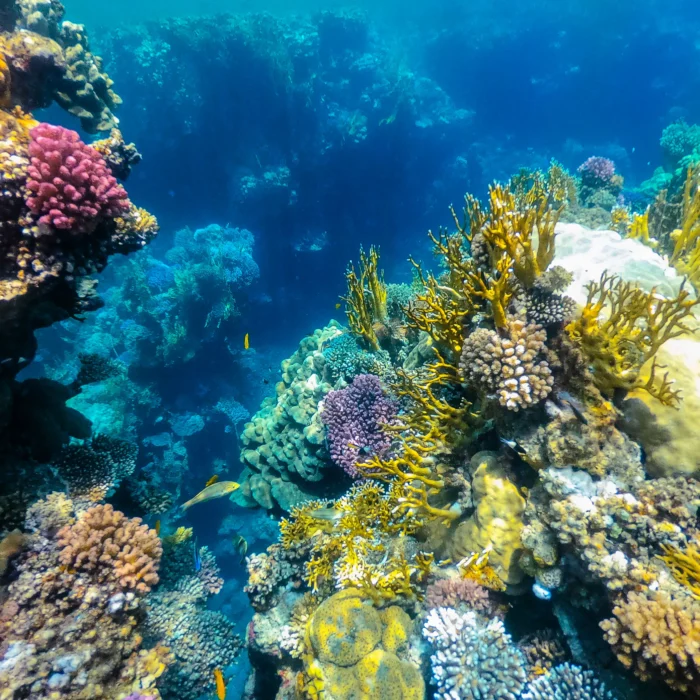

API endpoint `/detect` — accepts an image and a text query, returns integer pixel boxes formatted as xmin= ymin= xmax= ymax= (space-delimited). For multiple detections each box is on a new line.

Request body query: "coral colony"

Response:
xmin=4 ymin=1 xmax=700 ymax=700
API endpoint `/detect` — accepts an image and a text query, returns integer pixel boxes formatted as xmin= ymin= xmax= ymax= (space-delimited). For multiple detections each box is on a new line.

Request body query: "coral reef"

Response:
xmin=0 ymin=496 xmax=168 ymax=699
xmin=423 ymin=606 xmax=528 ymax=699
xmin=321 ymin=373 xmax=398 ymax=477
xmin=523 ymin=662 xmax=617 ymax=699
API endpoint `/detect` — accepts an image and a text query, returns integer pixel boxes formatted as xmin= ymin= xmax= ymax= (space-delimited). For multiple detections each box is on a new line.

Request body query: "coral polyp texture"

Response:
xmin=26 ymin=123 xmax=129 ymax=233
xmin=321 ymin=373 xmax=398 ymax=477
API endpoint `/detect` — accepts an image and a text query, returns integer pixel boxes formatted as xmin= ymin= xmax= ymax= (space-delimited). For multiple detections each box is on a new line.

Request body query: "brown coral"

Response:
xmin=57 ymin=503 xmax=161 ymax=593
xmin=424 ymin=576 xmax=497 ymax=615
xmin=600 ymin=589 xmax=700 ymax=693
xmin=460 ymin=317 xmax=553 ymax=410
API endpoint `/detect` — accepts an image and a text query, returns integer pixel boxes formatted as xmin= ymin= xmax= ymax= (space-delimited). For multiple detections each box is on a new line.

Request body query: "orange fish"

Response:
xmin=214 ymin=667 xmax=226 ymax=700
xmin=205 ymin=475 xmax=219 ymax=488
xmin=155 ymin=520 xmax=161 ymax=536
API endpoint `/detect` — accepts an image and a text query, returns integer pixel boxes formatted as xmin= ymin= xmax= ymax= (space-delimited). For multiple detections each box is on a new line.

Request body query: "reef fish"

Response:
xmin=193 ymin=538 xmax=202 ymax=572
xmin=308 ymin=507 xmax=344 ymax=523
xmin=214 ymin=667 xmax=226 ymax=699
xmin=244 ymin=333 xmax=250 ymax=350
xmin=205 ymin=474 xmax=219 ymax=487
xmin=154 ymin=519 xmax=161 ymax=536
xmin=232 ymin=534 xmax=248 ymax=564
xmin=554 ymin=390 xmax=589 ymax=425
xmin=181 ymin=481 xmax=240 ymax=511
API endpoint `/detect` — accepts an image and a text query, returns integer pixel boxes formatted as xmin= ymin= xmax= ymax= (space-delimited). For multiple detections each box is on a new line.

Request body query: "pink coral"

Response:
xmin=57 ymin=503 xmax=162 ymax=593
xmin=425 ymin=577 xmax=496 ymax=615
xmin=26 ymin=123 xmax=129 ymax=234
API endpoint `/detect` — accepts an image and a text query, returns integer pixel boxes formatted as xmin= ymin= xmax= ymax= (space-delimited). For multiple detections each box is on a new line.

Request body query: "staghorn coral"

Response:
xmin=423 ymin=606 xmax=528 ymax=700
xmin=600 ymin=589 xmax=700 ymax=693
xmin=57 ymin=503 xmax=161 ymax=594
xmin=0 ymin=496 xmax=168 ymax=699
xmin=460 ymin=317 xmax=553 ymax=411
xmin=523 ymin=662 xmax=617 ymax=699
xmin=26 ymin=122 xmax=129 ymax=233
xmin=321 ymin=373 xmax=397 ymax=478
xmin=237 ymin=324 xmax=337 ymax=511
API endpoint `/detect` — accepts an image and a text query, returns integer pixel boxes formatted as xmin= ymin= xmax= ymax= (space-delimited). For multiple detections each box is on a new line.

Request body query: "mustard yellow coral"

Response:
xmin=303 ymin=589 xmax=424 ymax=700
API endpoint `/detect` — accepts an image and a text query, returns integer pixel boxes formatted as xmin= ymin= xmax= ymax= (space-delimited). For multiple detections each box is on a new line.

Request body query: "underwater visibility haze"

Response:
xmin=4 ymin=0 xmax=700 ymax=699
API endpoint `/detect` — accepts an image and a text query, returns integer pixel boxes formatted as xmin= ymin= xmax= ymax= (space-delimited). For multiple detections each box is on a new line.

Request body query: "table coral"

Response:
xmin=321 ymin=373 xmax=397 ymax=477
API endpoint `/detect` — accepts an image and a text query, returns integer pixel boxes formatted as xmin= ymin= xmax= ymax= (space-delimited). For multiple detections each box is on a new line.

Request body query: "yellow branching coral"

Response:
xmin=510 ymin=161 xmax=577 ymax=209
xmin=343 ymin=246 xmax=388 ymax=351
xmin=668 ymin=166 xmax=700 ymax=287
xmin=279 ymin=482 xmax=429 ymax=600
xmin=479 ymin=183 xmax=563 ymax=290
xmin=628 ymin=208 xmax=654 ymax=246
xmin=565 ymin=271 xmax=699 ymax=405
xmin=658 ymin=541 xmax=700 ymax=598
xmin=457 ymin=549 xmax=507 ymax=592
xmin=610 ymin=205 xmax=631 ymax=235
xmin=355 ymin=430 xmax=459 ymax=526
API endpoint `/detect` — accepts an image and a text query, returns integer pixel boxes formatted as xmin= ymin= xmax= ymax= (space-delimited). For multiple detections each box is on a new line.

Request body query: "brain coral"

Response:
xmin=305 ymin=588 xmax=424 ymax=700
xmin=237 ymin=323 xmax=339 ymax=511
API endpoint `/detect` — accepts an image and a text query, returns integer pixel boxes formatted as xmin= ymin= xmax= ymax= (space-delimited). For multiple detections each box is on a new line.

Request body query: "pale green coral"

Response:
xmin=236 ymin=323 xmax=339 ymax=511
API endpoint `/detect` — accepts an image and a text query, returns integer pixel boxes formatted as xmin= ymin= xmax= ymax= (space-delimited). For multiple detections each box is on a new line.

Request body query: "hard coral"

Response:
xmin=26 ymin=122 xmax=129 ymax=233
xmin=321 ymin=373 xmax=397 ymax=477
xmin=523 ymin=662 xmax=617 ymax=699
xmin=600 ymin=589 xmax=700 ymax=693
xmin=57 ymin=503 xmax=161 ymax=593
xmin=460 ymin=318 xmax=553 ymax=411
xmin=578 ymin=157 xmax=617 ymax=188
xmin=423 ymin=606 xmax=528 ymax=700
xmin=424 ymin=576 xmax=495 ymax=615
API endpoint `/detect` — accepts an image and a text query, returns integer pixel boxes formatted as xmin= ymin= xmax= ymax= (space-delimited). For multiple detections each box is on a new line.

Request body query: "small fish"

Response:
xmin=181 ymin=481 xmax=240 ymax=510
xmin=263 ymin=378 xmax=269 ymax=385
xmin=308 ymin=507 xmax=344 ymax=523
xmin=244 ymin=333 xmax=250 ymax=350
xmin=154 ymin=520 xmax=161 ymax=536
xmin=193 ymin=538 xmax=202 ymax=572
xmin=205 ymin=474 xmax=220 ymax=488
xmin=555 ymin=390 xmax=589 ymax=425
xmin=232 ymin=534 xmax=248 ymax=564
xmin=499 ymin=436 xmax=529 ymax=459
xmin=214 ymin=667 xmax=226 ymax=700
xmin=335 ymin=303 xmax=342 ymax=309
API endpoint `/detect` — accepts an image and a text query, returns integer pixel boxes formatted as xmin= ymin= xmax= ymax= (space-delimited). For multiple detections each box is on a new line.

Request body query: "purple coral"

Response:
xmin=321 ymin=373 xmax=397 ymax=477
xmin=577 ymin=156 xmax=616 ymax=188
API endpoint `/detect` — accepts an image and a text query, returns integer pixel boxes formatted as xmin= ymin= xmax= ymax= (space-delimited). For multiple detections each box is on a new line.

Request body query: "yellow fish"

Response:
xmin=214 ymin=667 xmax=226 ymax=700
xmin=244 ymin=333 xmax=249 ymax=350
xmin=181 ymin=481 xmax=240 ymax=511
xmin=154 ymin=520 xmax=161 ymax=536
xmin=335 ymin=303 xmax=341 ymax=309
xmin=205 ymin=474 xmax=219 ymax=487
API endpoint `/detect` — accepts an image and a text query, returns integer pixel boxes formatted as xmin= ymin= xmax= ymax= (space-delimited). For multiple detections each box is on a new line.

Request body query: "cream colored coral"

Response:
xmin=57 ymin=503 xmax=162 ymax=593
xmin=600 ymin=590 xmax=700 ymax=693
xmin=460 ymin=318 xmax=553 ymax=411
